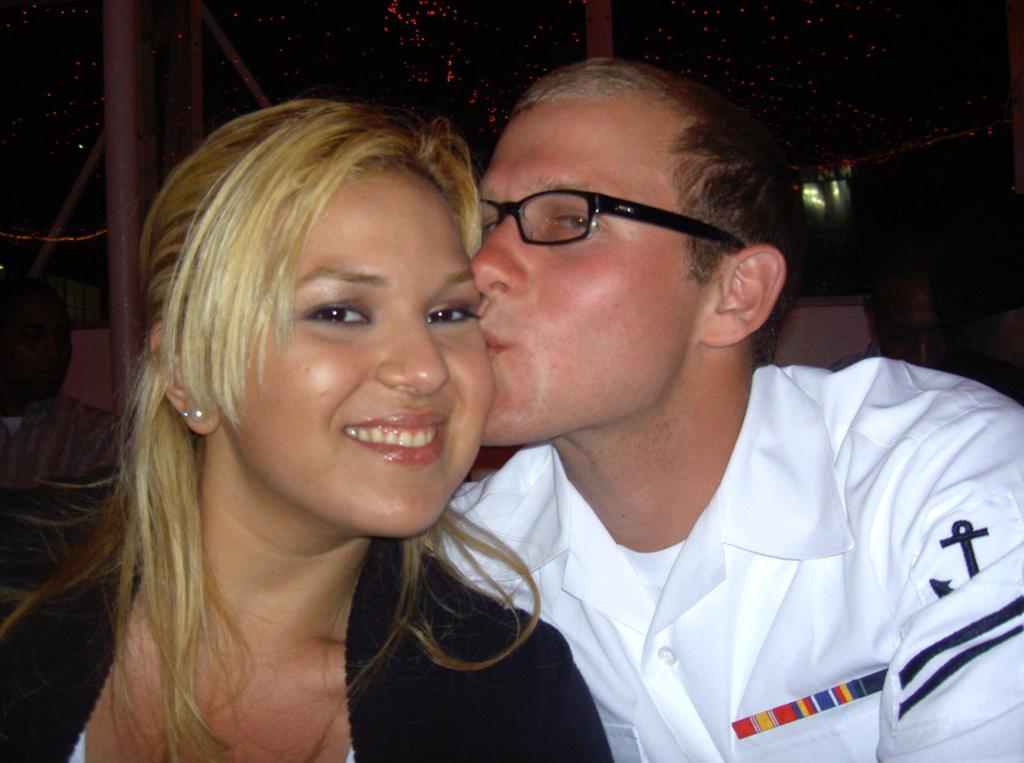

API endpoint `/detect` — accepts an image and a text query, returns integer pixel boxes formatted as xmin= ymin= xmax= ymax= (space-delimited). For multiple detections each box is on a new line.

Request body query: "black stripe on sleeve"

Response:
xmin=898 ymin=596 xmax=1024 ymax=687
xmin=897 ymin=624 xmax=1023 ymax=719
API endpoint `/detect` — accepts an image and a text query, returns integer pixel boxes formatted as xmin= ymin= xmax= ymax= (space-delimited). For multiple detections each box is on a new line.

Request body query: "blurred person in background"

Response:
xmin=866 ymin=246 xmax=949 ymax=369
xmin=0 ymin=278 xmax=116 ymax=487
xmin=831 ymin=242 xmax=950 ymax=372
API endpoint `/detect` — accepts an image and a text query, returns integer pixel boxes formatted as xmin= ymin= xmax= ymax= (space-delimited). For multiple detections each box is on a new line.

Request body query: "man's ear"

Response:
xmin=151 ymin=321 xmax=219 ymax=436
xmin=701 ymin=244 xmax=787 ymax=349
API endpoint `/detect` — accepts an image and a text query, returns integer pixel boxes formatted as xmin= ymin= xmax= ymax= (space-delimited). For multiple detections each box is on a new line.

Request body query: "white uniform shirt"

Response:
xmin=453 ymin=360 xmax=1024 ymax=762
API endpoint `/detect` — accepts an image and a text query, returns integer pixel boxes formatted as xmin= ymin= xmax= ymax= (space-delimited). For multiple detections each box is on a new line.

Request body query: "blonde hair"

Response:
xmin=2 ymin=99 xmax=536 ymax=762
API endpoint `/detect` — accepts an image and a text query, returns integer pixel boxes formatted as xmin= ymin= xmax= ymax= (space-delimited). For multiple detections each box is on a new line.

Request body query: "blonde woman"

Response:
xmin=0 ymin=100 xmax=611 ymax=762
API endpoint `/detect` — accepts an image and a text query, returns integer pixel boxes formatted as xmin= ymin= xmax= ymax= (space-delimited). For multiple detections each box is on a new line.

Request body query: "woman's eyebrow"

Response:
xmin=296 ymin=267 xmax=472 ymax=290
xmin=297 ymin=267 xmax=387 ymax=287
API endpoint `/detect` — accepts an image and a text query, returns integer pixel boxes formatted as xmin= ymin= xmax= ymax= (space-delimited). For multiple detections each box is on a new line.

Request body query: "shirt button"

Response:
xmin=657 ymin=646 xmax=678 ymax=665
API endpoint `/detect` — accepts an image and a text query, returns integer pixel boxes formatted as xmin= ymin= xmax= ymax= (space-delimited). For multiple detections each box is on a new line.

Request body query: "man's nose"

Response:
xmin=472 ymin=218 xmax=529 ymax=299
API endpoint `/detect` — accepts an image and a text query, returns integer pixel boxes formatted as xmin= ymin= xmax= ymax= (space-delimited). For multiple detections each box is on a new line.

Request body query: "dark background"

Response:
xmin=1 ymin=1 xmax=1015 ymax=310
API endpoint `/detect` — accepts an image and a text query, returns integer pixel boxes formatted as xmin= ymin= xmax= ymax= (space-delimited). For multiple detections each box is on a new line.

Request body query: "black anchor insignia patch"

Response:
xmin=929 ymin=520 xmax=989 ymax=598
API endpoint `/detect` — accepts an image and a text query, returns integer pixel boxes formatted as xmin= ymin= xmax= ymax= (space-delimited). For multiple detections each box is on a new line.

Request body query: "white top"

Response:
xmin=68 ymin=732 xmax=84 ymax=763
xmin=453 ymin=359 xmax=1024 ymax=762
xmin=68 ymin=732 xmax=357 ymax=762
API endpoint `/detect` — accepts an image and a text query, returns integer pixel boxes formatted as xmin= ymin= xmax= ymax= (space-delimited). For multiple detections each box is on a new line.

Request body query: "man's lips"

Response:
xmin=482 ymin=331 xmax=507 ymax=355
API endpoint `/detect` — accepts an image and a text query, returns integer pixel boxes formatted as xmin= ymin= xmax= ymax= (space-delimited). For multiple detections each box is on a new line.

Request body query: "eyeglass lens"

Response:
xmin=482 ymin=193 xmax=593 ymax=244
xmin=520 ymin=193 xmax=591 ymax=243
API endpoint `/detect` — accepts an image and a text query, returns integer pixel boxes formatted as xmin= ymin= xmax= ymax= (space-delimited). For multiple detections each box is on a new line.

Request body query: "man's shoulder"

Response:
xmin=771 ymin=358 xmax=1024 ymax=445
xmin=782 ymin=361 xmax=1024 ymax=597
xmin=743 ymin=362 xmax=1024 ymax=552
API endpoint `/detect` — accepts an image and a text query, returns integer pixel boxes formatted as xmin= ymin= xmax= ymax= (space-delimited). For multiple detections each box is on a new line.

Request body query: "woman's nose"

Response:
xmin=374 ymin=325 xmax=450 ymax=396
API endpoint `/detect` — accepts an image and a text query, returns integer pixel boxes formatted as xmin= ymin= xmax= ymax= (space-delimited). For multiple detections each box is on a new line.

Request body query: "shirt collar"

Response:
xmin=470 ymin=446 xmax=640 ymax=613
xmin=458 ymin=444 xmax=571 ymax=574
xmin=470 ymin=365 xmax=852 ymax=574
xmin=717 ymin=366 xmax=853 ymax=559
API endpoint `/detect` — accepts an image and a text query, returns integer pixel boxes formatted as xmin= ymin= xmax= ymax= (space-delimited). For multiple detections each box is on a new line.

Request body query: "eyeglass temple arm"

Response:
xmin=599 ymin=195 xmax=745 ymax=248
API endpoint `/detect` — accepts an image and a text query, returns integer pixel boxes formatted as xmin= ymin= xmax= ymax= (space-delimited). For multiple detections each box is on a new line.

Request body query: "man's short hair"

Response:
xmin=513 ymin=58 xmax=804 ymax=364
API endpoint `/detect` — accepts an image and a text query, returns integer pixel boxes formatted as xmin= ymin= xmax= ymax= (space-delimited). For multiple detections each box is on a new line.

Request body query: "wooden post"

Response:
xmin=102 ymin=0 xmax=144 ymax=411
xmin=203 ymin=6 xmax=272 ymax=108
xmin=31 ymin=132 xmax=105 ymax=278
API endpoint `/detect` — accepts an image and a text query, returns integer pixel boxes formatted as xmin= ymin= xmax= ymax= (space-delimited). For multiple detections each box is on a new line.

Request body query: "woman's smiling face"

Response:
xmin=201 ymin=172 xmax=494 ymax=548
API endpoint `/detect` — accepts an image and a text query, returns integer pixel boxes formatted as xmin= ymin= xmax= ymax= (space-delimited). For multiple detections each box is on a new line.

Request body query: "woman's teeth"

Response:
xmin=344 ymin=426 xmax=437 ymax=448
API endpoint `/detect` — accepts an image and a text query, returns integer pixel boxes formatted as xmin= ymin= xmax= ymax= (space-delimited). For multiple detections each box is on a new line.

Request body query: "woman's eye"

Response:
xmin=306 ymin=306 xmax=368 ymax=324
xmin=426 ymin=306 xmax=478 ymax=324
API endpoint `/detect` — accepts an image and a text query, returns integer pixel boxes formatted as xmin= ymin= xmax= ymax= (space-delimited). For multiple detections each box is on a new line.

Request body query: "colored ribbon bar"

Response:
xmin=732 ymin=668 xmax=887 ymax=740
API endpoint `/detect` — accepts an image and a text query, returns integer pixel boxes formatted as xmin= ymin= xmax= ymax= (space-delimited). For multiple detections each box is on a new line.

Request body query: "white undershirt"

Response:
xmin=617 ymin=540 xmax=684 ymax=604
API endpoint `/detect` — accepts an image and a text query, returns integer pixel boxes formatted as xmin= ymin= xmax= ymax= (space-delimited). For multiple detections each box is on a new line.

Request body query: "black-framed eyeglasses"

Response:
xmin=482 ymin=190 xmax=746 ymax=249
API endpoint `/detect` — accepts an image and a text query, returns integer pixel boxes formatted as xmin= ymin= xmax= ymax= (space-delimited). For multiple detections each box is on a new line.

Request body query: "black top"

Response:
xmin=0 ymin=493 xmax=611 ymax=762
xmin=347 ymin=540 xmax=611 ymax=762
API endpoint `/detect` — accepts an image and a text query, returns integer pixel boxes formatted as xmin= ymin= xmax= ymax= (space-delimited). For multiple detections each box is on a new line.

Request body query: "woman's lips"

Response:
xmin=343 ymin=415 xmax=446 ymax=465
